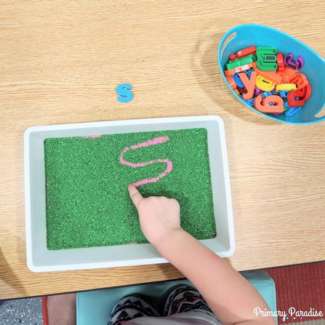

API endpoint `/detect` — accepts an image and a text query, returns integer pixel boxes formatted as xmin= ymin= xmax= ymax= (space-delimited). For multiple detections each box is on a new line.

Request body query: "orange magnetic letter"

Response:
xmin=238 ymin=71 xmax=256 ymax=100
xmin=254 ymin=94 xmax=284 ymax=114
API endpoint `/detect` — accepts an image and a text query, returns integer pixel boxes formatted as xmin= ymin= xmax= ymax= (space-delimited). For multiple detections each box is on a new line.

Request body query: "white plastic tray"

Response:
xmin=24 ymin=115 xmax=235 ymax=272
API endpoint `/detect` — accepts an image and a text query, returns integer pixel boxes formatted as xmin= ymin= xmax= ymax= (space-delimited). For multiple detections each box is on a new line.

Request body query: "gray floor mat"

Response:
xmin=0 ymin=297 xmax=42 ymax=325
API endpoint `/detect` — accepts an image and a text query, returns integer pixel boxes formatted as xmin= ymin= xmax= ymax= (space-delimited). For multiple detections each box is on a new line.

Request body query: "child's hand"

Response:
xmin=128 ymin=185 xmax=182 ymax=246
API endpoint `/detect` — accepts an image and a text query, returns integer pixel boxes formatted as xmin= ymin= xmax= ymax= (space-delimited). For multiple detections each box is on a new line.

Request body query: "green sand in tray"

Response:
xmin=45 ymin=128 xmax=216 ymax=250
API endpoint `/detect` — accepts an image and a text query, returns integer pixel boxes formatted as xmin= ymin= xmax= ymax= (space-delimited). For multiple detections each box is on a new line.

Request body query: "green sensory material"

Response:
xmin=45 ymin=128 xmax=217 ymax=250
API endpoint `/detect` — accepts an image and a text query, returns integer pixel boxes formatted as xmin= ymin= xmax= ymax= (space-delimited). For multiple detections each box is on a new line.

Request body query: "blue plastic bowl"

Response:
xmin=218 ymin=24 xmax=325 ymax=125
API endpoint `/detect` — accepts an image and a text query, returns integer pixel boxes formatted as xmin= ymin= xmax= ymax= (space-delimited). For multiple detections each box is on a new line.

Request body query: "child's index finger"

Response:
xmin=128 ymin=184 xmax=143 ymax=208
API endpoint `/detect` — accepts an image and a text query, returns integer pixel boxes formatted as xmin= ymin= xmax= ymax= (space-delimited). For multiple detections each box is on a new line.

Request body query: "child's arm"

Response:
xmin=128 ymin=185 xmax=275 ymax=325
